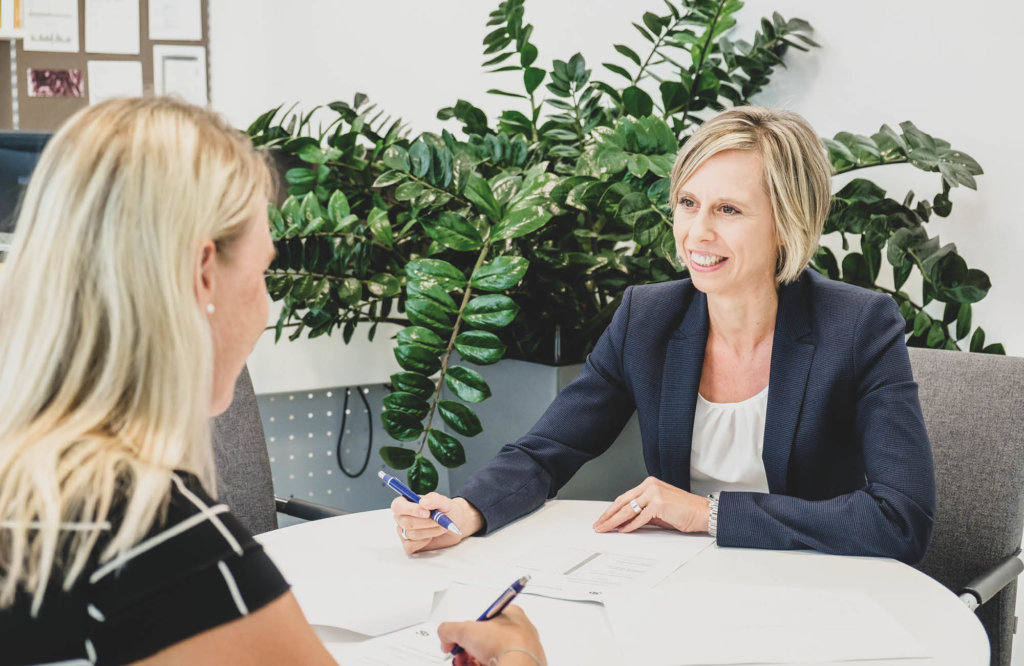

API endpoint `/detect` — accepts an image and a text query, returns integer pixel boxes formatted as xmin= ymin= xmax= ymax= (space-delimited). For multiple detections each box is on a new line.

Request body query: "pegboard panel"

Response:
xmin=257 ymin=383 xmax=451 ymax=515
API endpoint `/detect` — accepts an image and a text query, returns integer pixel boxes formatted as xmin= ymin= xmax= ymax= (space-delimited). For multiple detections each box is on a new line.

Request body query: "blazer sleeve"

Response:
xmin=457 ymin=287 xmax=639 ymax=534
xmin=716 ymin=294 xmax=936 ymax=564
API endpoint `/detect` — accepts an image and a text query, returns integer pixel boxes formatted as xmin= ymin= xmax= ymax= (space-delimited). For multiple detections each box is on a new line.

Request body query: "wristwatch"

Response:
xmin=707 ymin=492 xmax=720 ymax=538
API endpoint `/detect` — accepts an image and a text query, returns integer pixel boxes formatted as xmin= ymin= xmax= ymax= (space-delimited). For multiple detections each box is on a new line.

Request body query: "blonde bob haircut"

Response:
xmin=0 ymin=97 xmax=270 ymax=614
xmin=669 ymin=106 xmax=832 ymax=285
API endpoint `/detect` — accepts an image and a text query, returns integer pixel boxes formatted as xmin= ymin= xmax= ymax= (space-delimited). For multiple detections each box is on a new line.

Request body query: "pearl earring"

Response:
xmin=206 ymin=303 xmax=215 ymax=315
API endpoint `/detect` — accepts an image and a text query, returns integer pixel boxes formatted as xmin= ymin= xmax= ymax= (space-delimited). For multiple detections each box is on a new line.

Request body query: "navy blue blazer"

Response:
xmin=458 ymin=269 xmax=936 ymax=564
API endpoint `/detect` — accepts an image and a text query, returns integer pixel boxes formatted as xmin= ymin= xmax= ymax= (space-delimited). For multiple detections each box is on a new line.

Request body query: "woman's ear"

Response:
xmin=193 ymin=239 xmax=218 ymax=310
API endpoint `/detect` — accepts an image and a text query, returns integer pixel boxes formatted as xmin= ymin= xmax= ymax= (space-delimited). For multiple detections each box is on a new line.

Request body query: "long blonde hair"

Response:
xmin=0 ymin=97 xmax=270 ymax=614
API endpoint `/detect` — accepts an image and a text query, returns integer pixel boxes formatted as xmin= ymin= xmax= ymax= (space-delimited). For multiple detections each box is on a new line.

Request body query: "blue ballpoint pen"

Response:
xmin=378 ymin=470 xmax=463 ymax=535
xmin=451 ymin=575 xmax=531 ymax=656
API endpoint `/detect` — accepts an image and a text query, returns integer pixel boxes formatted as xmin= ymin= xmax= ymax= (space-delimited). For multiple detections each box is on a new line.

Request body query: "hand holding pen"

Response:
xmin=383 ymin=472 xmax=486 ymax=554
xmin=379 ymin=470 xmax=463 ymax=535
xmin=438 ymin=577 xmax=546 ymax=666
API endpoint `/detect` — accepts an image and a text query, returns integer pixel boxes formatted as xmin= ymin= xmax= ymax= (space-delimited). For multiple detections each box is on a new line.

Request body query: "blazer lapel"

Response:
xmin=658 ymin=289 xmax=708 ymax=491
xmin=762 ymin=274 xmax=816 ymax=493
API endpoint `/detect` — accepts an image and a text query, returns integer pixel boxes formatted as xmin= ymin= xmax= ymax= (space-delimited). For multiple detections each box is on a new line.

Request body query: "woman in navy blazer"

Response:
xmin=392 ymin=107 xmax=935 ymax=565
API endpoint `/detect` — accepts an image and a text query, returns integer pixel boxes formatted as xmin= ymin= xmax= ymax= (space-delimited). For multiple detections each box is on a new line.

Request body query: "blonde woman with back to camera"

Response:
xmin=0 ymin=98 xmax=545 ymax=666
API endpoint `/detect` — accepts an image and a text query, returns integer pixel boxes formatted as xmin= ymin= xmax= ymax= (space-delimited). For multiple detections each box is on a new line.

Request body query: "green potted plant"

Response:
xmin=247 ymin=0 xmax=999 ymax=493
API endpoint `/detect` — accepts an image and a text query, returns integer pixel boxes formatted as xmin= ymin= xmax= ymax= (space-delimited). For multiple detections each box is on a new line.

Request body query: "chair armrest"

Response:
xmin=275 ymin=496 xmax=349 ymax=522
xmin=958 ymin=548 xmax=1024 ymax=610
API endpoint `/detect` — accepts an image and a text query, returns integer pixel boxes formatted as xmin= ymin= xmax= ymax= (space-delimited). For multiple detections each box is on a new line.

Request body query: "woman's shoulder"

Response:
xmin=91 ymin=470 xmax=256 ymax=592
xmin=85 ymin=470 xmax=288 ymax=663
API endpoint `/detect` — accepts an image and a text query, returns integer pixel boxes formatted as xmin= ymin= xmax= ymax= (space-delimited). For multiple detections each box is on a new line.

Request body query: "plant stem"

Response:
xmin=830 ymin=156 xmax=909 ymax=176
xmin=406 ymin=173 xmax=476 ymax=209
xmin=632 ymin=14 xmax=687 ymax=87
xmin=678 ymin=0 xmax=728 ymax=131
xmin=416 ymin=244 xmax=491 ymax=455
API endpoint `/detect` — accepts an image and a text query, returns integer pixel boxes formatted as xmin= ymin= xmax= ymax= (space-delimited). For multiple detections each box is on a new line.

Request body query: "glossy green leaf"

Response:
xmin=366 ymin=273 xmax=401 ymax=298
xmin=407 ymin=282 xmax=458 ymax=314
xmin=493 ymin=205 xmax=553 ymax=241
xmin=622 ymin=86 xmax=654 ymax=117
xmin=379 ymin=446 xmax=416 ymax=469
xmin=395 ymin=181 xmax=425 ymax=202
xmin=956 ymin=304 xmax=972 ymax=341
xmin=297 ymin=143 xmax=326 ymax=164
xmin=373 ymin=170 xmax=406 ymax=188
xmin=409 ymin=140 xmax=431 ymax=179
xmin=471 ymin=256 xmax=530 ymax=291
xmin=913 ymin=311 xmax=931 ymax=338
xmin=381 ymin=410 xmax=423 ymax=442
xmin=464 ymin=175 xmax=502 ymax=222
xmin=423 ymin=212 xmax=484 ymax=251
xmin=382 ymin=391 xmax=430 ymax=419
xmin=406 ymin=258 xmax=467 ymax=291
xmin=437 ymin=400 xmax=483 ymax=437
xmin=614 ymin=44 xmax=642 ymax=66
xmin=407 ymin=456 xmax=439 ymax=494
xmin=367 ymin=208 xmax=393 ymax=247
xmin=524 ymin=67 xmax=546 ymax=94
xmin=395 ymin=344 xmax=442 ymax=375
xmin=406 ymin=299 xmax=453 ymax=335
xmin=427 ymin=430 xmax=466 ymax=468
xmin=382 ymin=145 xmax=411 ymax=172
xmin=445 ymin=365 xmax=492 ymax=403
xmin=327 ymin=190 xmax=350 ymax=224
xmin=463 ymin=294 xmax=520 ymax=330
xmin=286 ymin=167 xmax=317 ymax=187
xmin=335 ymin=277 xmax=361 ymax=306
xmin=397 ymin=326 xmax=446 ymax=353
xmin=454 ymin=330 xmax=507 ymax=365
xmin=970 ymin=327 xmax=986 ymax=352
xmin=390 ymin=371 xmax=437 ymax=399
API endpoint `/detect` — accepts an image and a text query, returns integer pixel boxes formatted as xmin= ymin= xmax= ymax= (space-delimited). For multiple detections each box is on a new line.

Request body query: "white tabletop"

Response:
xmin=256 ymin=500 xmax=988 ymax=666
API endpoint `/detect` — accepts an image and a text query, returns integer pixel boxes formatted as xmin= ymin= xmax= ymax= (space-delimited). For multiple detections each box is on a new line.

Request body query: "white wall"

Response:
xmin=210 ymin=0 xmax=1023 ymax=394
xmin=210 ymin=2 xmax=1023 ymax=659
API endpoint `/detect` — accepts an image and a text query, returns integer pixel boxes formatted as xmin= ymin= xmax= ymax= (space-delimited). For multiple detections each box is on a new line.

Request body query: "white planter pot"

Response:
xmin=443 ymin=358 xmax=648 ymax=501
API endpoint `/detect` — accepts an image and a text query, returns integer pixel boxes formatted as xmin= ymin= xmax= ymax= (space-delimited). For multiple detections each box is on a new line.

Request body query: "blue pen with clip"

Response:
xmin=451 ymin=575 xmax=531 ymax=656
xmin=378 ymin=470 xmax=463 ymax=535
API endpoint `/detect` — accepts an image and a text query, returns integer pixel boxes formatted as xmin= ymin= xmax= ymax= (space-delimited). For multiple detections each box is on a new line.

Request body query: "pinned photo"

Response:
xmin=27 ymin=69 xmax=85 ymax=98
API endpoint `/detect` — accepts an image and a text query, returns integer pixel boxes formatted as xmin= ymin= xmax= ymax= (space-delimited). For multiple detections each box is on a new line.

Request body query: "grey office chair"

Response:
xmin=909 ymin=347 xmax=1024 ymax=666
xmin=212 ymin=366 xmax=346 ymax=535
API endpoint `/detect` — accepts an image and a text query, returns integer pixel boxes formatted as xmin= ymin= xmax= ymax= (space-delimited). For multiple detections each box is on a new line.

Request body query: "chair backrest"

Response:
xmin=211 ymin=366 xmax=278 ymax=535
xmin=909 ymin=347 xmax=1024 ymax=666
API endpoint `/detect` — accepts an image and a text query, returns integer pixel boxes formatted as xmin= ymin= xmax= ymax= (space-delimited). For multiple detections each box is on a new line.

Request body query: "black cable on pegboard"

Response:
xmin=336 ymin=386 xmax=373 ymax=478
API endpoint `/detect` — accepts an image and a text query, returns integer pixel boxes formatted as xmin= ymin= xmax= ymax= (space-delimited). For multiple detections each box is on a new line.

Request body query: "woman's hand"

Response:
xmin=438 ymin=605 xmax=546 ymax=666
xmin=592 ymin=476 xmax=711 ymax=534
xmin=391 ymin=493 xmax=484 ymax=554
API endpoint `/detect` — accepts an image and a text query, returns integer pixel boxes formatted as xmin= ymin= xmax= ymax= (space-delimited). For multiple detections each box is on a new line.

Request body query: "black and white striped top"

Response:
xmin=1 ymin=471 xmax=290 ymax=665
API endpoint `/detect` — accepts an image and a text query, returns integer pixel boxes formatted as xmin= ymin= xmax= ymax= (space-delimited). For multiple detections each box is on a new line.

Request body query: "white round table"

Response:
xmin=256 ymin=500 xmax=988 ymax=665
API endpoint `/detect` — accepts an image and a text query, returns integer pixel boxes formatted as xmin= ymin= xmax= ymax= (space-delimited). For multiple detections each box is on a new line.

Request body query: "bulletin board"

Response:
xmin=0 ymin=0 xmax=210 ymax=131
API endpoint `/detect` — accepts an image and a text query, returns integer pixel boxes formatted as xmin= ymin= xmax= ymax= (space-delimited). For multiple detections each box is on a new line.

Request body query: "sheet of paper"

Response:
xmin=86 ymin=60 xmax=142 ymax=105
xmin=289 ymin=575 xmax=438 ymax=637
xmin=24 ymin=0 xmax=80 ymax=52
xmin=455 ymin=528 xmax=713 ymax=603
xmin=152 ymin=45 xmax=207 ymax=106
xmin=148 ymin=0 xmax=201 ymax=41
xmin=339 ymin=622 xmax=450 ymax=666
xmin=604 ymin=581 xmax=927 ymax=665
xmin=85 ymin=0 xmax=140 ymax=54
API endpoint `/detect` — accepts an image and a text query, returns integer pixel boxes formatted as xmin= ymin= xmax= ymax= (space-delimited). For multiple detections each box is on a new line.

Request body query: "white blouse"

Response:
xmin=689 ymin=385 xmax=771 ymax=498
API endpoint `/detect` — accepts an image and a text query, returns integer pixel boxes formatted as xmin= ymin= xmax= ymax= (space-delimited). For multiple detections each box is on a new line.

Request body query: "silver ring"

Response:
xmin=401 ymin=526 xmax=408 ymax=540
xmin=629 ymin=498 xmax=642 ymax=514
